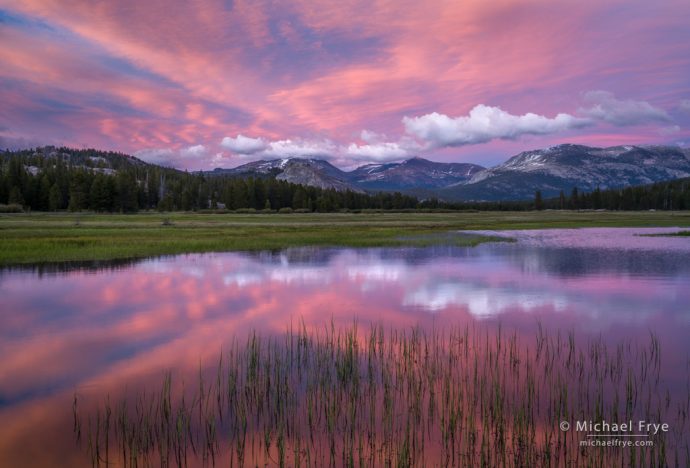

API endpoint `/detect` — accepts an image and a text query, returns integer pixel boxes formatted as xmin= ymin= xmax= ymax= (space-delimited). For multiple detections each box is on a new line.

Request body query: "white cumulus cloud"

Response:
xmin=403 ymin=105 xmax=590 ymax=148
xmin=220 ymin=134 xmax=268 ymax=154
xmin=580 ymin=91 xmax=671 ymax=126
xmin=345 ymin=141 xmax=410 ymax=160
xmin=345 ymin=135 xmax=421 ymax=162
xmin=221 ymin=135 xmax=336 ymax=159
xmin=181 ymin=144 xmax=207 ymax=157
xmin=263 ymin=138 xmax=336 ymax=158
xmin=360 ymin=130 xmax=385 ymax=144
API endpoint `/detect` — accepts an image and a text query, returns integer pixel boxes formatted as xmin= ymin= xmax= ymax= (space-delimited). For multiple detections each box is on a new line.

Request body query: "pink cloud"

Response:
xmin=0 ymin=0 xmax=688 ymax=167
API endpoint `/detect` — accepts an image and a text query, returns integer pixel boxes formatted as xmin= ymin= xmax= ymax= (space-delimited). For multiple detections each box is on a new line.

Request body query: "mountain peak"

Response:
xmin=400 ymin=156 xmax=428 ymax=166
xmin=203 ymin=143 xmax=690 ymax=201
xmin=447 ymin=143 xmax=690 ymax=201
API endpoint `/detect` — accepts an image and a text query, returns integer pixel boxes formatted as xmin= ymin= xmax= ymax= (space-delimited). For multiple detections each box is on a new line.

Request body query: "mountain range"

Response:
xmin=207 ymin=144 xmax=690 ymax=201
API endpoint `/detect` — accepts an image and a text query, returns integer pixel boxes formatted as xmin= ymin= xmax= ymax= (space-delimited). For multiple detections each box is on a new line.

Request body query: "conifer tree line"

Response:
xmin=2 ymin=147 xmax=690 ymax=212
xmin=421 ymin=180 xmax=690 ymax=211
xmin=531 ymin=180 xmax=690 ymax=211
xmin=0 ymin=148 xmax=417 ymax=212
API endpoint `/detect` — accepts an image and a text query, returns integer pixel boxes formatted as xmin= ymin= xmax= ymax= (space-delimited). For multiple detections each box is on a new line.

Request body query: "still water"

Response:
xmin=1 ymin=227 xmax=689 ymax=466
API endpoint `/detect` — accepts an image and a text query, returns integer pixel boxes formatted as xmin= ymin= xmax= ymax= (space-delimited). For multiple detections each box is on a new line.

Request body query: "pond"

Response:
xmin=1 ymin=227 xmax=689 ymax=466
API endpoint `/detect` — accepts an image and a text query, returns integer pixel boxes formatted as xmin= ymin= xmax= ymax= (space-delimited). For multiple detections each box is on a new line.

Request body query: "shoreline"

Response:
xmin=2 ymin=211 xmax=690 ymax=266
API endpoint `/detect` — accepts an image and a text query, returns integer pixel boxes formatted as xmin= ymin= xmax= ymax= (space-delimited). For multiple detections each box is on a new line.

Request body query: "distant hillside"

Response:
xmin=3 ymin=146 xmax=154 ymax=173
xmin=0 ymin=147 xmax=417 ymax=212
xmin=440 ymin=144 xmax=690 ymax=201
xmin=538 ymin=176 xmax=690 ymax=211
xmin=207 ymin=144 xmax=690 ymax=201
xmin=348 ymin=157 xmax=484 ymax=191
xmin=0 ymin=146 xmax=183 ymax=212
xmin=4 ymin=143 xmax=690 ymax=212
xmin=209 ymin=158 xmax=363 ymax=192
xmin=208 ymin=156 xmax=483 ymax=193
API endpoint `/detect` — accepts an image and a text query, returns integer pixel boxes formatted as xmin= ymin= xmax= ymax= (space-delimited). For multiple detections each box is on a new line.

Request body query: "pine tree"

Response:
xmin=39 ymin=175 xmax=51 ymax=211
xmin=115 ymin=171 xmax=139 ymax=212
xmin=8 ymin=186 xmax=24 ymax=206
xmin=570 ymin=187 xmax=579 ymax=210
xmin=49 ymin=183 xmax=63 ymax=211
xmin=90 ymin=175 xmax=115 ymax=212
xmin=68 ymin=171 xmax=89 ymax=211
xmin=534 ymin=190 xmax=543 ymax=211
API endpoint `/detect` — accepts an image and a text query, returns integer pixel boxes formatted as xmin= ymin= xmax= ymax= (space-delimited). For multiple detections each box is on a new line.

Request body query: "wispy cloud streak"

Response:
xmin=0 ymin=0 xmax=688 ymax=167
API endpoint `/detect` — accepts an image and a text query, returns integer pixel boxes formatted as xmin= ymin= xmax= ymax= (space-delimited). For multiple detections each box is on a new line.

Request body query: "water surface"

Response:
xmin=1 ymin=227 xmax=689 ymax=465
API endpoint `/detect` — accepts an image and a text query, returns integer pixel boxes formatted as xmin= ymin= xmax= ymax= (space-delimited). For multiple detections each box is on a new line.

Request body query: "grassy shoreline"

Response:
xmin=2 ymin=210 xmax=690 ymax=265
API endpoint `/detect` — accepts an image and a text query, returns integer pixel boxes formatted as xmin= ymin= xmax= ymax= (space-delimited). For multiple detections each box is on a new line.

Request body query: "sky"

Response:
xmin=1 ymin=0 xmax=689 ymax=170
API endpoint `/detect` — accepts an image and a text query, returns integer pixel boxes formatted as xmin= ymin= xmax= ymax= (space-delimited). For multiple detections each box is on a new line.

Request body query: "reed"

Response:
xmin=74 ymin=322 xmax=689 ymax=467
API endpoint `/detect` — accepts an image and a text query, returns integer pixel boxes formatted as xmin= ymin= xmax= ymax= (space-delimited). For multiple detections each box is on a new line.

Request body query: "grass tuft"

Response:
xmin=74 ymin=322 xmax=689 ymax=467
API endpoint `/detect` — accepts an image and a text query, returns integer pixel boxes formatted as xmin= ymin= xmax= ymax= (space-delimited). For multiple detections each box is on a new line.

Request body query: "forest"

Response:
xmin=1 ymin=147 xmax=690 ymax=212
xmin=0 ymin=148 xmax=418 ymax=212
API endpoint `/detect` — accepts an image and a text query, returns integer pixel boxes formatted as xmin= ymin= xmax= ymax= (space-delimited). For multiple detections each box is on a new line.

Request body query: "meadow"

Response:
xmin=3 ymin=210 xmax=688 ymax=466
xmin=2 ymin=210 xmax=690 ymax=265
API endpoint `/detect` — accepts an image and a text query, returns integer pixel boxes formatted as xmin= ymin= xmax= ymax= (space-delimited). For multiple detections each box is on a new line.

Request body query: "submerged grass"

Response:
xmin=643 ymin=230 xmax=690 ymax=238
xmin=74 ymin=322 xmax=689 ymax=467
xmin=2 ymin=210 xmax=690 ymax=265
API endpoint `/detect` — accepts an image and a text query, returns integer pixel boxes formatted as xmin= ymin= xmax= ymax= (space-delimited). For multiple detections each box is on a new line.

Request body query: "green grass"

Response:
xmin=74 ymin=322 xmax=688 ymax=467
xmin=2 ymin=210 xmax=690 ymax=265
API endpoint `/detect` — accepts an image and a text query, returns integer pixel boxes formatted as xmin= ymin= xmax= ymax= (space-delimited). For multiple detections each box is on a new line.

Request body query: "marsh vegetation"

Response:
xmin=74 ymin=322 xmax=689 ymax=467
xmin=3 ymin=210 xmax=690 ymax=265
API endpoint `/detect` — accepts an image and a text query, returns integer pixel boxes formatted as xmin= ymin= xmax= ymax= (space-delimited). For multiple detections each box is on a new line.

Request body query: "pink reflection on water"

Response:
xmin=0 ymin=228 xmax=689 ymax=465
